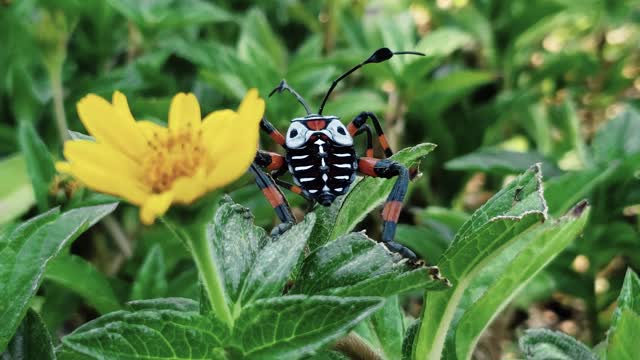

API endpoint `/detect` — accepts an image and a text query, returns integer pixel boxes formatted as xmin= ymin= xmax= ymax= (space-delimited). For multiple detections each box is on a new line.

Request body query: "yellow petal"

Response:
xmin=168 ymin=93 xmax=201 ymax=132
xmin=204 ymin=90 xmax=263 ymax=189
xmin=55 ymin=162 xmax=72 ymax=173
xmin=63 ymin=161 xmax=149 ymax=205
xmin=62 ymin=140 xmax=143 ymax=179
xmin=76 ymin=94 xmax=147 ymax=160
xmin=140 ymin=192 xmax=174 ymax=225
xmin=136 ymin=120 xmax=169 ymax=140
xmin=237 ymin=88 xmax=265 ymax=124
xmin=170 ymin=168 xmax=208 ymax=204
xmin=201 ymin=109 xmax=238 ymax=160
xmin=112 ymin=91 xmax=136 ymax=124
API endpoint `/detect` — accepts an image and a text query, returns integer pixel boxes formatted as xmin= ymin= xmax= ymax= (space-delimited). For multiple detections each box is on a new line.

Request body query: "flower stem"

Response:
xmin=49 ymin=68 xmax=69 ymax=141
xmin=187 ymin=226 xmax=233 ymax=327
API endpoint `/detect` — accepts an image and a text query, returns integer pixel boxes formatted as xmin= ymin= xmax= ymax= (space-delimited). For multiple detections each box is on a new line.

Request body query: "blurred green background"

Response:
xmin=1 ymin=0 xmax=639 ymax=357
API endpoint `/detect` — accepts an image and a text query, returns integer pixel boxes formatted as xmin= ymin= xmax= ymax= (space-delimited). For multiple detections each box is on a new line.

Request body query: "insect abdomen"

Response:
xmin=287 ymin=140 xmax=357 ymax=205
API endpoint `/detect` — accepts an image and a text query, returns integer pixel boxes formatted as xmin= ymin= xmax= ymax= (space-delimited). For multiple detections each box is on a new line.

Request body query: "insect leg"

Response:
xmin=347 ymin=112 xmax=393 ymax=157
xmin=357 ymin=157 xmax=418 ymax=262
xmin=255 ymin=150 xmax=313 ymax=202
xmin=260 ymin=117 xmax=286 ymax=148
xmin=354 ymin=124 xmax=374 ymax=158
xmin=249 ymin=163 xmax=295 ymax=236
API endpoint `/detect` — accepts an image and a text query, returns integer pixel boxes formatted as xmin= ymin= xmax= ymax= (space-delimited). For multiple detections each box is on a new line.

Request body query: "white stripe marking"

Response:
xmin=308 ymin=189 xmax=318 ymax=194
xmin=292 ymin=155 xmax=308 ymax=160
xmin=322 ymin=174 xmax=328 ymax=181
xmin=322 ymin=185 xmax=330 ymax=191
xmin=295 ymin=165 xmax=313 ymax=171
xmin=335 ymin=153 xmax=351 ymax=157
xmin=336 ymin=176 xmax=350 ymax=180
xmin=333 ymin=163 xmax=351 ymax=168
xmin=334 ymin=187 xmax=343 ymax=192
xmin=300 ymin=177 xmax=315 ymax=182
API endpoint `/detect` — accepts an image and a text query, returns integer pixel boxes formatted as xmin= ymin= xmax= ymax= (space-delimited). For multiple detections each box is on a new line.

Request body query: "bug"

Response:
xmin=251 ymin=48 xmax=424 ymax=264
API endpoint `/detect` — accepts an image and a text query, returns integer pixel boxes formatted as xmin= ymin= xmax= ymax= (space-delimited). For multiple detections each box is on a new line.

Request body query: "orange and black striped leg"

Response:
xmin=354 ymin=124 xmax=374 ymax=158
xmin=260 ymin=117 xmax=286 ymax=148
xmin=274 ymin=179 xmax=314 ymax=203
xmin=348 ymin=112 xmax=393 ymax=157
xmin=358 ymin=157 xmax=418 ymax=262
xmin=254 ymin=150 xmax=286 ymax=172
xmin=249 ymin=164 xmax=295 ymax=236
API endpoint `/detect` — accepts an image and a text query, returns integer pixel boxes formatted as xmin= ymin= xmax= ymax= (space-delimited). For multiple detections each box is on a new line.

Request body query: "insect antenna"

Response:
xmin=269 ymin=80 xmax=312 ymax=115
xmin=318 ymin=47 xmax=425 ymax=114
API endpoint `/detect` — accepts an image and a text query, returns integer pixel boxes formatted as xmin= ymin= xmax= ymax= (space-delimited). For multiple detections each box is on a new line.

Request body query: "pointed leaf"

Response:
xmin=445 ymin=148 xmax=562 ymax=177
xmin=448 ymin=202 xmax=590 ymax=360
xmin=0 ymin=203 xmax=117 ymax=351
xmin=414 ymin=165 xmax=548 ymax=359
xmin=606 ymin=269 xmax=640 ymax=360
xmin=18 ymin=122 xmax=55 ymax=212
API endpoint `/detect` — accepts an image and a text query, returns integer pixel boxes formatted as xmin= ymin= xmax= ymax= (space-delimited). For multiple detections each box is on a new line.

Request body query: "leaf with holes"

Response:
xmin=413 ymin=165 xmax=548 ymax=359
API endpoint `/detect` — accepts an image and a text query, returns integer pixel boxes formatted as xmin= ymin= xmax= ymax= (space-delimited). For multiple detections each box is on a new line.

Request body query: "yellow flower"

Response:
xmin=56 ymin=89 xmax=265 ymax=224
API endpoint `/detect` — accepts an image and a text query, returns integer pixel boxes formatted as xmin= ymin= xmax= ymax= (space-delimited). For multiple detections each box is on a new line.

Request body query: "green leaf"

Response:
xmin=368 ymin=296 xmax=404 ymax=360
xmin=208 ymin=201 xmax=268 ymax=305
xmin=292 ymin=232 xmax=449 ymax=298
xmin=544 ymin=164 xmax=618 ymax=216
xmin=447 ymin=202 xmax=590 ymax=360
xmin=0 ymin=203 xmax=117 ymax=351
xmin=1 ymin=309 xmax=55 ymax=360
xmin=130 ymin=244 xmax=167 ymax=300
xmin=328 ymin=143 xmax=436 ymax=243
xmin=230 ymin=295 xmax=384 ymax=359
xmin=412 ymin=71 xmax=494 ymax=118
xmin=445 ymin=148 xmax=562 ymax=177
xmin=0 ymin=155 xmax=35 ymax=225
xmin=607 ymin=309 xmax=640 ymax=360
xmin=238 ymin=8 xmax=287 ymax=72
xmin=519 ymin=329 xmax=597 ymax=360
xmin=414 ymin=165 xmax=548 ymax=359
xmin=207 ymin=200 xmax=316 ymax=309
xmin=237 ymin=213 xmax=315 ymax=305
xmin=62 ymin=298 xmax=228 ymax=360
xmin=45 ymin=255 xmax=121 ymax=314
xmin=606 ymin=269 xmax=640 ymax=360
xmin=592 ymin=106 xmax=640 ymax=164
xmin=105 ymin=0 xmax=232 ymax=29
xmin=402 ymin=320 xmax=420 ymax=360
xmin=18 ymin=121 xmax=55 ymax=212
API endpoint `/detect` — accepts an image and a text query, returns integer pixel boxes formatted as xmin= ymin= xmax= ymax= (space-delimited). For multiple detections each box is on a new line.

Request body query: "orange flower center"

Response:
xmin=143 ymin=129 xmax=206 ymax=193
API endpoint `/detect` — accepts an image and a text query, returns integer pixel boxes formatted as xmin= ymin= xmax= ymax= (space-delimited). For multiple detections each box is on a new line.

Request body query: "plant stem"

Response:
xmin=188 ymin=226 xmax=233 ymax=327
xmin=49 ymin=64 xmax=69 ymax=142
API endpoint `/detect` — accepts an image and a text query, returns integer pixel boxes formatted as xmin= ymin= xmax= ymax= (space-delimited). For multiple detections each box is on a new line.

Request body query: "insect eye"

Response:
xmin=337 ymin=126 xmax=347 ymax=135
xmin=289 ymin=129 xmax=299 ymax=138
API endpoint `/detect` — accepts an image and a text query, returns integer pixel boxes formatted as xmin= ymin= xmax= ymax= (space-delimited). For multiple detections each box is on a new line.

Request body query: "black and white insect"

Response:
xmin=251 ymin=48 xmax=424 ymax=263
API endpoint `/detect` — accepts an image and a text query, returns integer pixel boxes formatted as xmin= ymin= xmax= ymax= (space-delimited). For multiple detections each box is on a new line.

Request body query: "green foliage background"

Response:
xmin=1 ymin=0 xmax=639 ymax=359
